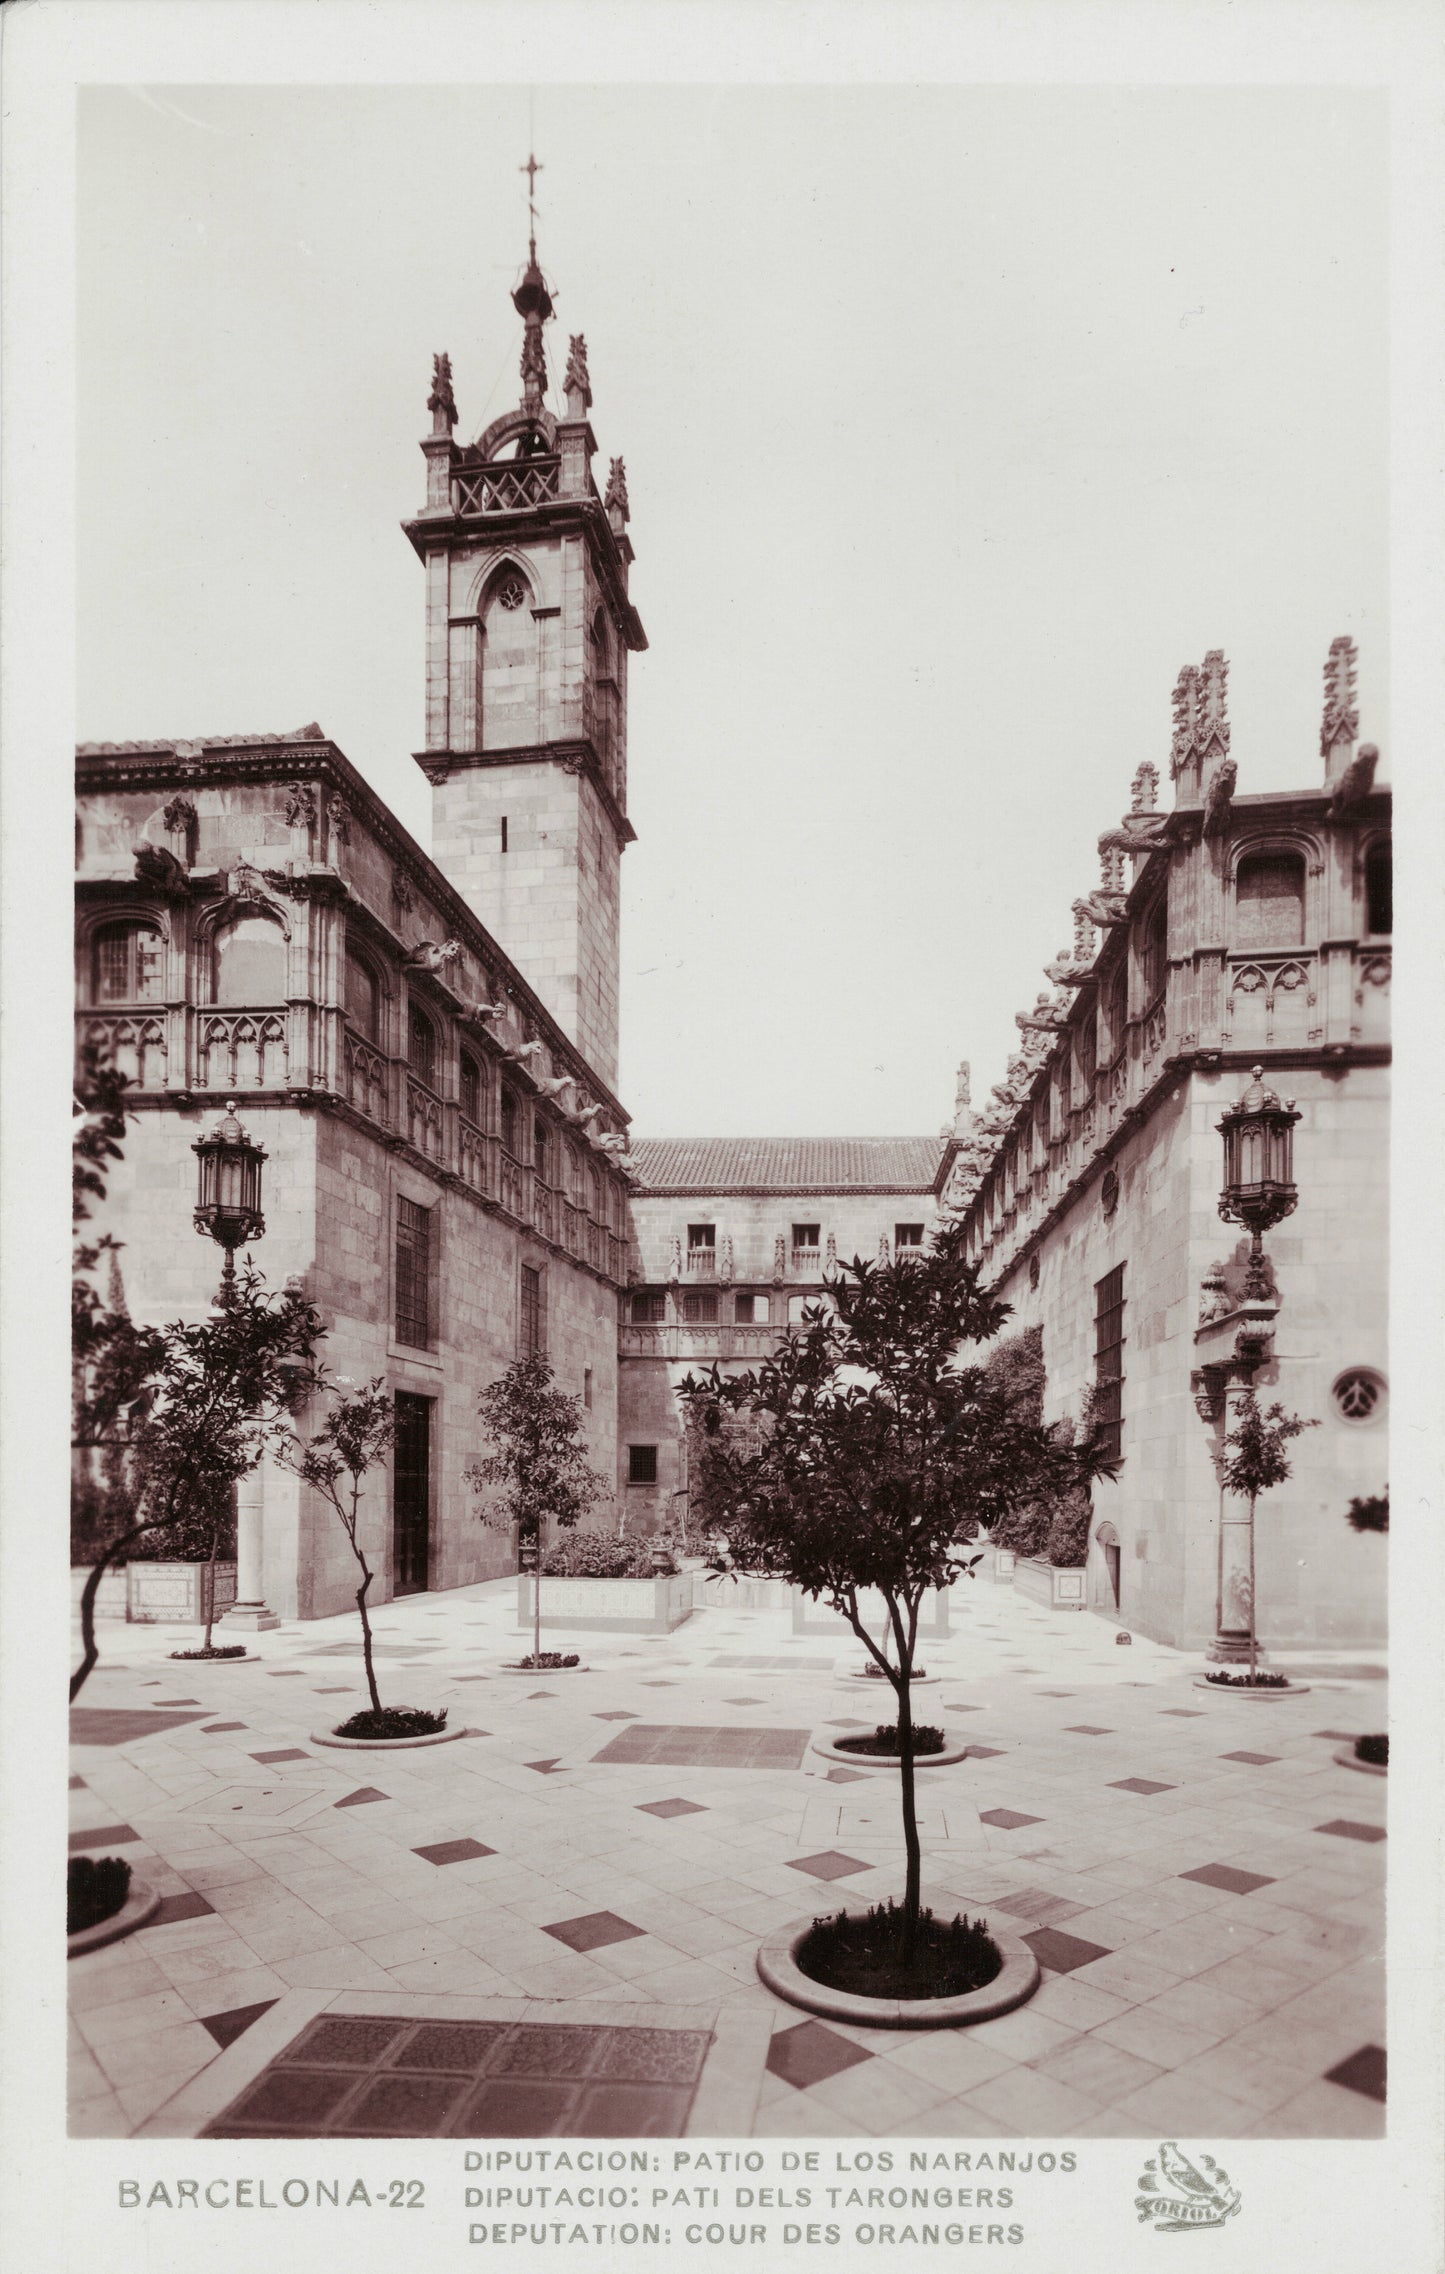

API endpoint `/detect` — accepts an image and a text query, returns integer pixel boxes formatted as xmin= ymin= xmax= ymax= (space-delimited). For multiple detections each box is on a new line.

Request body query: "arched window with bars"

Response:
xmin=92 ymin=920 xmax=163 ymax=1004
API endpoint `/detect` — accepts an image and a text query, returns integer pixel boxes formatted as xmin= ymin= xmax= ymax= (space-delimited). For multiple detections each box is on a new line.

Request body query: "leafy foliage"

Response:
xmin=468 ymin=1355 xmax=612 ymax=1544
xmin=469 ymin=1355 xmax=612 ymax=1664
xmin=1220 ymin=1393 xmax=1317 ymax=1499
xmin=541 ymin=1530 xmax=655 ymax=1578
xmin=1345 ymin=1491 xmax=1390 ymax=1534
xmin=67 ymin=1855 xmax=133 ymax=1935
xmin=797 ymin=1900 xmax=1001 ymax=2002
xmin=277 ymin=1380 xmax=395 ymax=1715
xmin=677 ymin=1221 xmax=1117 ymax=1941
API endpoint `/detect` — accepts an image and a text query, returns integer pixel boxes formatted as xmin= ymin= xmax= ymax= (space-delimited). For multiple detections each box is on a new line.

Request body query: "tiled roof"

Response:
xmin=628 ymin=1137 xmax=944 ymax=1195
xmin=76 ymin=725 xmax=326 ymax=756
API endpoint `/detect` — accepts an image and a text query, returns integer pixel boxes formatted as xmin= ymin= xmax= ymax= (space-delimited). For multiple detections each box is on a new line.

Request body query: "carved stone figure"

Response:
xmin=326 ymin=793 xmax=351 ymax=845
xmin=285 ymin=782 xmax=317 ymax=831
xmin=428 ymin=352 xmax=458 ymax=431
xmin=1202 ymin=758 xmax=1238 ymax=839
xmin=954 ymin=1061 xmax=971 ymax=1111
xmin=133 ymin=843 xmax=188 ymax=895
xmin=391 ymin=868 xmax=415 ymax=914
xmin=1327 ymin=741 xmax=1379 ymax=819
xmin=162 ymin=795 xmax=198 ymax=838
xmin=508 ymin=1038 xmax=546 ymax=1065
xmin=404 ymin=938 xmax=463 ymax=972
xmin=564 ymin=333 xmax=592 ymax=414
xmin=605 ymin=456 xmax=630 ymax=519
xmin=1016 ymin=990 xmax=1067 ymax=1033
xmin=534 ymin=1073 xmax=577 ymax=1102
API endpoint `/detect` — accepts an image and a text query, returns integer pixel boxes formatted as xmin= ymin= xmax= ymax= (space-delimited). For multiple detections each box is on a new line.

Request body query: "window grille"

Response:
xmin=1093 ymin=1264 xmax=1126 ymax=1460
xmin=519 ymin=1263 xmax=544 ymax=1355
xmin=683 ymin=1291 xmax=719 ymax=1323
xmin=630 ymin=1291 xmax=666 ymax=1323
xmin=407 ymin=1003 xmax=436 ymax=1084
xmin=628 ymin=1444 xmax=658 ymax=1485
xmin=395 ymin=1198 xmax=433 ymax=1349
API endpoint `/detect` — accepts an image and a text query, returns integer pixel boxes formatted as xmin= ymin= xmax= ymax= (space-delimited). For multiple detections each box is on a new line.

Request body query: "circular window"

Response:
xmin=496 ymin=573 xmax=527 ymax=610
xmin=1330 ymin=1368 xmax=1387 ymax=1425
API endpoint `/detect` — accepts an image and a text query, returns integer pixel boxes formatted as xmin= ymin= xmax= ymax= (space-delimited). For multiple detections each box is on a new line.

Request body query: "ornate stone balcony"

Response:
xmin=452 ymin=458 xmax=560 ymax=516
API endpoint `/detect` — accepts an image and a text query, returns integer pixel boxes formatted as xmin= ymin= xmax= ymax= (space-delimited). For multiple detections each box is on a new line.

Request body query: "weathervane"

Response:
xmin=520 ymin=152 xmax=543 ymax=262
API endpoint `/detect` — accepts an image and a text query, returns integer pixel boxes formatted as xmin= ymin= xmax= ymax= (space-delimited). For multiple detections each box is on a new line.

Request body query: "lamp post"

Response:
xmin=1206 ymin=1066 xmax=1301 ymax=1661
xmin=1217 ymin=1066 xmax=1300 ymax=1301
xmin=192 ymin=1102 xmax=267 ymax=1295
xmin=192 ymin=1104 xmax=279 ymax=1632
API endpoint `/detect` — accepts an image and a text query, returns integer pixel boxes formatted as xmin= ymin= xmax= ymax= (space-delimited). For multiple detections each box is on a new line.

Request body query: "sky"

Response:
xmin=77 ymin=82 xmax=1389 ymax=1138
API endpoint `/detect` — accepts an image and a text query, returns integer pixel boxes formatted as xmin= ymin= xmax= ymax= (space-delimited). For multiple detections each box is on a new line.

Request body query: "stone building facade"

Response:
xmin=941 ymin=643 xmax=1391 ymax=1652
xmin=73 ymin=253 xmax=641 ymax=1625
xmin=74 ymin=233 xmax=1390 ymax=1656
xmin=616 ymin=1137 xmax=947 ymax=1534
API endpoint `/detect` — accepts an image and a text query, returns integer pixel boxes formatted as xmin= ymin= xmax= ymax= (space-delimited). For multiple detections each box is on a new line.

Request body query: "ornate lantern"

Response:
xmin=193 ymin=1102 xmax=267 ymax=1285
xmin=1217 ymin=1066 xmax=1300 ymax=1298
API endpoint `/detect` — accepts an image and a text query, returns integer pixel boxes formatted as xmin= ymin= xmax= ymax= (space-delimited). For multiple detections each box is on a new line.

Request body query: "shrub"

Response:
xmin=1354 ymin=1732 xmax=1388 ymax=1766
xmin=68 ymin=1855 xmax=132 ymax=1935
xmin=796 ymin=1900 xmax=1001 ymax=2001
xmin=334 ymin=1705 xmax=448 ymax=1741
xmin=836 ymin=1723 xmax=946 ymax=1757
xmin=1204 ymin=1668 xmax=1290 ymax=1688
xmin=540 ymin=1531 xmax=655 ymax=1578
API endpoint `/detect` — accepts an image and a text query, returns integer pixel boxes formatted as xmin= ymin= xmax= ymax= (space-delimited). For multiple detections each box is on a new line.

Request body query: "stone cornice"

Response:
xmin=414 ymin=738 xmax=637 ymax=849
xmin=629 ymin=1182 xmax=938 ymax=1201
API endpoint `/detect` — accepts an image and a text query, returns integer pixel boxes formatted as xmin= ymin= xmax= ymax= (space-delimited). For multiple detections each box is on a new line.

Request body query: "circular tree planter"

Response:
xmin=1192 ymin=1677 xmax=1311 ymax=1699
xmin=496 ymin=1661 xmax=591 ymax=1676
xmin=810 ymin=1730 xmax=972 ymax=1768
xmin=837 ymin=1667 xmax=942 ymax=1689
xmin=310 ymin=1724 xmax=474 ymax=1751
xmin=1334 ymin=1744 xmax=1388 ymax=1776
xmin=757 ymin=1895 xmax=1040 ymax=2029
xmin=167 ymin=1650 xmax=262 ymax=1664
xmin=67 ymin=1878 xmax=160 ymax=1959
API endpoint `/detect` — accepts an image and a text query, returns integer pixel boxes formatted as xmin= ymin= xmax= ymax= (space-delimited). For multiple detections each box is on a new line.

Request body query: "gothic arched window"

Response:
xmin=407 ymin=1000 xmax=436 ymax=1086
xmin=92 ymin=920 xmax=162 ymax=1004
xmin=480 ymin=561 xmax=538 ymax=751
xmin=1236 ymin=851 xmax=1305 ymax=951
xmin=1140 ymin=893 xmax=1168 ymax=1000
xmin=460 ymin=1053 xmax=481 ymax=1125
xmin=212 ymin=915 xmax=285 ymax=1005
xmin=344 ymin=946 xmax=380 ymax=1040
xmin=1365 ymin=841 xmax=1392 ymax=935
xmin=500 ymin=1085 xmax=520 ymax=1159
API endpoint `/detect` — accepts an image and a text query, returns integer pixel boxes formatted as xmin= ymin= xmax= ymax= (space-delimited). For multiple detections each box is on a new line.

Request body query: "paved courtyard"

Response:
xmin=68 ymin=1577 xmax=1386 ymax=2140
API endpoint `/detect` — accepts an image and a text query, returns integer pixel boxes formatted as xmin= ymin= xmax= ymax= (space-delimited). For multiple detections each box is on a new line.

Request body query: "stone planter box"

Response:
xmin=70 ymin=1566 xmax=128 ymax=1621
xmin=1011 ymin=1557 xmax=1087 ymax=1611
xmin=791 ymin=1585 xmax=951 ymax=1639
xmin=699 ymin=1574 xmax=793 ymax=1612
xmin=992 ymin=1548 xmax=1016 ymax=1581
xmin=516 ymin=1570 xmax=694 ymax=1635
xmin=756 ymin=1892 xmax=1040 ymax=2029
xmin=126 ymin=1560 xmax=238 ymax=1625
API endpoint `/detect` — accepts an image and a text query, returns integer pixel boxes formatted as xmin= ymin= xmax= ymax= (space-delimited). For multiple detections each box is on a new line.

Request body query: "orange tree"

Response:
xmin=467 ymin=1355 xmax=611 ymax=1666
xmin=1218 ymin=1392 xmax=1318 ymax=1681
xmin=678 ymin=1223 xmax=1117 ymax=1952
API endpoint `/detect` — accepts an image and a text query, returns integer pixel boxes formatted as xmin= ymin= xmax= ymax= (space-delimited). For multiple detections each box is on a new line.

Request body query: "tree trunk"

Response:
xmin=890 ymin=1597 xmax=922 ymax=1955
xmin=355 ymin=1564 xmax=382 ymax=1713
xmin=533 ymin=1553 xmax=542 ymax=1668
xmin=201 ymin=1522 xmax=220 ymax=1652
xmin=71 ymin=1524 xmax=146 ymax=1701
xmin=1247 ymin=1492 xmax=1258 ymax=1682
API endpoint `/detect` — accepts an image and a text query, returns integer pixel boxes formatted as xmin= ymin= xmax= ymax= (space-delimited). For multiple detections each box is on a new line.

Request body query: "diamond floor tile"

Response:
xmin=543 ymin=1910 xmax=646 ymax=1953
xmin=1180 ymin=1864 xmax=1277 ymax=1895
xmin=1022 ymin=1925 xmax=1114 ymax=1973
xmin=68 ymin=1822 xmax=140 ymax=1850
xmin=1314 ymin=1820 xmax=1386 ymax=1843
xmin=1108 ymin=1778 xmax=1176 ymax=1795
xmin=766 ymin=2020 xmax=873 ymax=2089
xmin=1324 ymin=2044 xmax=1386 ymax=2101
xmin=635 ymin=1798 xmax=708 ymax=1818
xmin=592 ymin=1723 xmax=811 ymax=1768
xmin=787 ymin=1851 xmax=872 ymax=1881
xmin=979 ymin=1808 xmax=1044 ymax=1829
xmin=201 ymin=1999 xmax=279 ymax=2050
xmin=413 ymin=1838 xmax=496 ymax=1866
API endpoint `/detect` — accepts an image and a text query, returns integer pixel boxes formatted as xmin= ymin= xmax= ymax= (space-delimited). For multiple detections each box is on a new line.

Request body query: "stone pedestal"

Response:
xmin=218 ymin=1465 xmax=279 ymax=1632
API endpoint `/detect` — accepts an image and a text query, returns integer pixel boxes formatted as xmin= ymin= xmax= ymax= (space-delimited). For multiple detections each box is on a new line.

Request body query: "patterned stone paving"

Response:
xmin=202 ymin=2015 xmax=713 ymax=2138
xmin=67 ymin=1579 xmax=1387 ymax=2140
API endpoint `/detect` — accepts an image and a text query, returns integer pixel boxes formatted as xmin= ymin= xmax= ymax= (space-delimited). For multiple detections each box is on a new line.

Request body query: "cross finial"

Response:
xmin=520 ymin=152 xmax=543 ymax=257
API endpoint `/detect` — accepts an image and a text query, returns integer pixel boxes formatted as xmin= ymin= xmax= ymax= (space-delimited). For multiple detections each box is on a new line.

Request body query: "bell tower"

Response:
xmin=403 ymin=171 xmax=645 ymax=1091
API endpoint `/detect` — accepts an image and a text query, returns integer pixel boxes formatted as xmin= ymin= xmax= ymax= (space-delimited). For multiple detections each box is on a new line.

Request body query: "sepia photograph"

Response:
xmin=4 ymin=6 xmax=1442 ymax=2270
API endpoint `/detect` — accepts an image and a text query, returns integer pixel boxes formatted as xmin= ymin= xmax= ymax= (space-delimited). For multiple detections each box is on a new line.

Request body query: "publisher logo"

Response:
xmin=1135 ymin=2143 xmax=1241 ymax=2231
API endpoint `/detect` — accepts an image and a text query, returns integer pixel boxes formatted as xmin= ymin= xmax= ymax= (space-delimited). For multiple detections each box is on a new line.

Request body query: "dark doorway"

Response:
xmin=392 ymin=1393 xmax=432 ymax=1596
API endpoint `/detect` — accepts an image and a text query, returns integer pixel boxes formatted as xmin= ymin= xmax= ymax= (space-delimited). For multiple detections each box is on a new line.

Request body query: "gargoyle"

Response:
xmin=405 ymin=938 xmax=462 ymax=972
xmin=1202 ymin=758 xmax=1237 ymax=839
xmin=1099 ymin=810 xmax=1169 ymax=857
xmin=1327 ymin=741 xmax=1379 ymax=818
xmin=573 ymin=1102 xmax=608 ymax=1130
xmin=533 ymin=1074 xmax=577 ymax=1103
xmin=133 ymin=842 xmax=188 ymax=895
xmin=1072 ymin=887 xmax=1128 ymax=931
xmin=1016 ymin=990 xmax=1068 ymax=1033
xmin=507 ymin=1039 xmax=546 ymax=1065
xmin=461 ymin=997 xmax=506 ymax=1024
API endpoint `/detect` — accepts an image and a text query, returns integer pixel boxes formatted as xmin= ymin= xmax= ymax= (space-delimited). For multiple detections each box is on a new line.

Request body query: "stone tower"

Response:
xmin=404 ymin=226 xmax=645 ymax=1091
